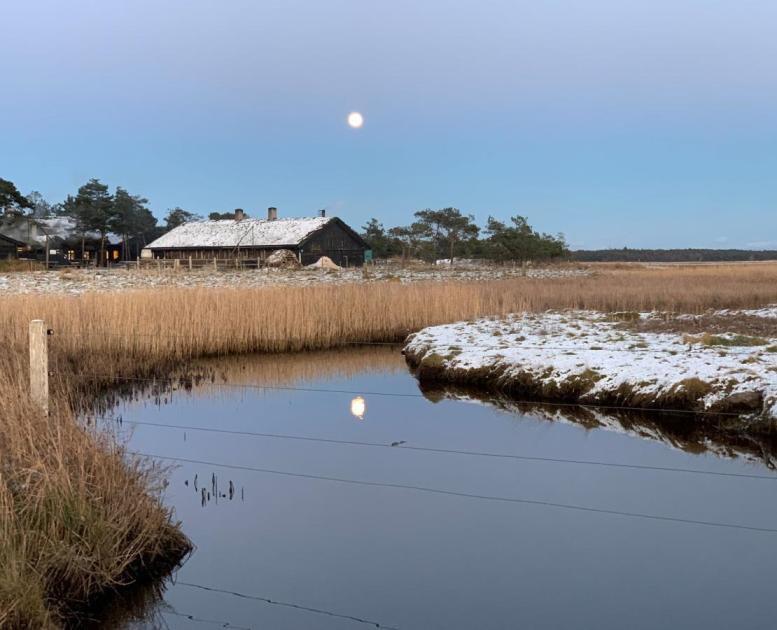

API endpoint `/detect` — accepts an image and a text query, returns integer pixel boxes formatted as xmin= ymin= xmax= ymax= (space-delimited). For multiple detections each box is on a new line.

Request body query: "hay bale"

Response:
xmin=266 ymin=249 xmax=302 ymax=269
xmin=306 ymin=256 xmax=341 ymax=270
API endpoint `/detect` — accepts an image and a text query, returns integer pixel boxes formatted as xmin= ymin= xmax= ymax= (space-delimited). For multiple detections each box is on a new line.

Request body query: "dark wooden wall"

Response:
xmin=0 ymin=237 xmax=20 ymax=260
xmin=300 ymin=222 xmax=366 ymax=267
xmin=152 ymin=248 xmax=277 ymax=261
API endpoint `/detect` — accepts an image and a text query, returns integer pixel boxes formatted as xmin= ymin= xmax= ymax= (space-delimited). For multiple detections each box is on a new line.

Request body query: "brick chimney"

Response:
xmin=267 ymin=207 xmax=278 ymax=221
xmin=319 ymin=209 xmax=326 ymax=218
xmin=234 ymin=208 xmax=245 ymax=222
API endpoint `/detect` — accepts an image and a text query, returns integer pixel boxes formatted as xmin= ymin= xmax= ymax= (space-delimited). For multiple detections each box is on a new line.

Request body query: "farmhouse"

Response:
xmin=144 ymin=208 xmax=370 ymax=267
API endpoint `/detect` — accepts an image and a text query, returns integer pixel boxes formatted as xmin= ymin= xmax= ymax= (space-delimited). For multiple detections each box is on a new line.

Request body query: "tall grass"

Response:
xmin=0 ymin=356 xmax=190 ymax=626
xmin=4 ymin=263 xmax=777 ymax=362
xmin=2 ymin=262 xmax=777 ymax=624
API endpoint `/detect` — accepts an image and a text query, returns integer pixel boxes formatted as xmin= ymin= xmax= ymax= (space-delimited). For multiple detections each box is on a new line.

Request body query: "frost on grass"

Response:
xmin=404 ymin=309 xmax=777 ymax=421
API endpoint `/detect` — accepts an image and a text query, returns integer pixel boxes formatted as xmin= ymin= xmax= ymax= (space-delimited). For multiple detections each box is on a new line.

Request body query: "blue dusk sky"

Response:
xmin=1 ymin=0 xmax=776 ymax=249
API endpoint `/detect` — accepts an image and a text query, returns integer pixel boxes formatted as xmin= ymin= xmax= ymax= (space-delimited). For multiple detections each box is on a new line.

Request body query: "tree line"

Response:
xmin=3 ymin=177 xmax=568 ymax=264
xmin=0 ymin=176 xmax=206 ymax=262
xmin=571 ymin=248 xmax=777 ymax=262
xmin=361 ymin=208 xmax=568 ymax=263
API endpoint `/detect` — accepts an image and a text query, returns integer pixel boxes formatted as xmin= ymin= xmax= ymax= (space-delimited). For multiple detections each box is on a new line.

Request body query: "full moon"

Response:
xmin=347 ymin=112 xmax=364 ymax=128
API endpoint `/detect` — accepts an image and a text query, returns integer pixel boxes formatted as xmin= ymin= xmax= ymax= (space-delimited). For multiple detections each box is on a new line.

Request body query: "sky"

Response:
xmin=1 ymin=0 xmax=776 ymax=249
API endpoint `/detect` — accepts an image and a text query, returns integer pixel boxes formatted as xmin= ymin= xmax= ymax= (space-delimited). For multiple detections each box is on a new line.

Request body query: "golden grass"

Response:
xmin=0 ymin=260 xmax=44 ymax=273
xmin=0 ymin=357 xmax=190 ymax=626
xmin=3 ymin=262 xmax=777 ymax=624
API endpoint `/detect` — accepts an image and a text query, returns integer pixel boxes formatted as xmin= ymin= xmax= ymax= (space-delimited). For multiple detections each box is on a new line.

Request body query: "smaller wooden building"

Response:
xmin=0 ymin=233 xmax=26 ymax=259
xmin=0 ymin=215 xmax=123 ymax=265
xmin=144 ymin=208 xmax=370 ymax=267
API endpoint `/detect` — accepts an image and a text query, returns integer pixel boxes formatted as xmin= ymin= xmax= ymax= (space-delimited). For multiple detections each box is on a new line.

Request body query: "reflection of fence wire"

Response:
xmin=177 ymin=581 xmax=403 ymax=630
xmin=131 ymin=451 xmax=777 ymax=534
xmin=66 ymin=371 xmax=758 ymax=419
xmin=106 ymin=417 xmax=776 ymax=481
xmin=163 ymin=607 xmax=253 ymax=629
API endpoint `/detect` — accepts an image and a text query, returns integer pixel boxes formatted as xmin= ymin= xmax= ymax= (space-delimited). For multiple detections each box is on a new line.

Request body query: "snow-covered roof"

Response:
xmin=146 ymin=217 xmax=333 ymax=250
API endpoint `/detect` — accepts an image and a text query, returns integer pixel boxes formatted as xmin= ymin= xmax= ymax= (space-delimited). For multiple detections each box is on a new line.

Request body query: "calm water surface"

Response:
xmin=103 ymin=348 xmax=777 ymax=630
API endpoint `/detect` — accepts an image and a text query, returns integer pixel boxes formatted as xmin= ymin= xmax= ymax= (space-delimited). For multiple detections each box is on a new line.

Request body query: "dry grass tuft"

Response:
xmin=0 ymin=357 xmax=190 ymax=626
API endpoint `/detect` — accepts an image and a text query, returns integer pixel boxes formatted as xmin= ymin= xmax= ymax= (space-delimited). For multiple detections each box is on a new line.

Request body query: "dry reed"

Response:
xmin=0 ymin=356 xmax=190 ymax=626
xmin=2 ymin=262 xmax=777 ymax=625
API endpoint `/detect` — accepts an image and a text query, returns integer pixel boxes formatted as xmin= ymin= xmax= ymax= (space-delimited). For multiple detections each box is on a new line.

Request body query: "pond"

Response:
xmin=95 ymin=347 xmax=777 ymax=630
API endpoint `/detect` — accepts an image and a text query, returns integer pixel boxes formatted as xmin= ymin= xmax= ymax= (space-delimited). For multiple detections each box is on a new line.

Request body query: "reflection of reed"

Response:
xmin=420 ymin=384 xmax=777 ymax=470
xmin=197 ymin=345 xmax=405 ymax=390
xmin=93 ymin=346 xmax=405 ymax=410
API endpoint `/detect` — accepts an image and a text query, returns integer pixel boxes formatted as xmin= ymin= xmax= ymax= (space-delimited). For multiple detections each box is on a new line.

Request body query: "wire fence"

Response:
xmin=97 ymin=416 xmax=776 ymax=481
xmin=176 ymin=581 xmax=403 ymax=629
xmin=129 ymin=450 xmax=777 ymax=535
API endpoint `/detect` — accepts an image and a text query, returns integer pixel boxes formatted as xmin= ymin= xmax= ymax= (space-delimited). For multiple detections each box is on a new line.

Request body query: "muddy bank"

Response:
xmin=404 ymin=311 xmax=777 ymax=432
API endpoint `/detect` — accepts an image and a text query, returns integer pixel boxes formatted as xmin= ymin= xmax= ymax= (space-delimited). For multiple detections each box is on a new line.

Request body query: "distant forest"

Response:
xmin=570 ymin=249 xmax=777 ymax=263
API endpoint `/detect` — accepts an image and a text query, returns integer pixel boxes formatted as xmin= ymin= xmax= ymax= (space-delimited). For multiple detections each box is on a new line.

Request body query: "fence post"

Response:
xmin=29 ymin=320 xmax=49 ymax=415
xmin=213 ymin=257 xmax=217 ymax=271
xmin=188 ymin=256 xmax=192 ymax=271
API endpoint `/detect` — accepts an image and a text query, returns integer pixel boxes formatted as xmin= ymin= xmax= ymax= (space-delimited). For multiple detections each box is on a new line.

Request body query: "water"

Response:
xmin=99 ymin=347 xmax=777 ymax=630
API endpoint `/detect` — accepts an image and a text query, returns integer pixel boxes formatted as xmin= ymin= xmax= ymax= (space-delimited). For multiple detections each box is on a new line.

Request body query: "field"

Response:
xmin=3 ymin=261 xmax=777 ymax=625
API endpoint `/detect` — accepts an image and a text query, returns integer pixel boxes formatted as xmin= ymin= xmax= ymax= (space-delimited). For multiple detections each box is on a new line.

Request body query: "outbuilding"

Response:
xmin=0 ymin=232 xmax=25 ymax=259
xmin=0 ymin=215 xmax=123 ymax=264
xmin=143 ymin=208 xmax=370 ymax=267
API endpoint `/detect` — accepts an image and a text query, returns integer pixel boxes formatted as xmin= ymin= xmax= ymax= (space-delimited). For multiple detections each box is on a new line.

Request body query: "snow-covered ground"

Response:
xmin=404 ymin=310 xmax=777 ymax=421
xmin=0 ymin=265 xmax=588 ymax=295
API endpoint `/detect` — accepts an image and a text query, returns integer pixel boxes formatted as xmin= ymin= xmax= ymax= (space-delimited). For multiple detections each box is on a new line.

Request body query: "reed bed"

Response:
xmin=4 ymin=262 xmax=777 ymax=360
xmin=2 ymin=262 xmax=777 ymax=625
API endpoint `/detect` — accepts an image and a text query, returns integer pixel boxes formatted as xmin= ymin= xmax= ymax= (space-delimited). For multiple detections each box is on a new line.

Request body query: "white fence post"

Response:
xmin=29 ymin=320 xmax=49 ymax=415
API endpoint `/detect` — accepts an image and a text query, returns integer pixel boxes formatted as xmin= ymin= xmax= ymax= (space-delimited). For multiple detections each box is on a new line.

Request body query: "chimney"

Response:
xmin=319 ymin=209 xmax=326 ymax=218
xmin=234 ymin=208 xmax=244 ymax=222
xmin=267 ymin=207 xmax=278 ymax=221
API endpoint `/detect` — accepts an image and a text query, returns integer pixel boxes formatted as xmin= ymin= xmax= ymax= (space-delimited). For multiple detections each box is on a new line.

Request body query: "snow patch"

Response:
xmin=405 ymin=310 xmax=777 ymax=420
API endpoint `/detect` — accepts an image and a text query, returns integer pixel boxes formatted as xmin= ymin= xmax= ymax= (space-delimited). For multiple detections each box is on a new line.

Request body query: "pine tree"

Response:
xmin=72 ymin=179 xmax=115 ymax=265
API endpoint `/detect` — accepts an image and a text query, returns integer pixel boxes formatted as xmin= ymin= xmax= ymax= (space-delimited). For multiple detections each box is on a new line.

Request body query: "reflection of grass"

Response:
xmin=683 ymin=333 xmax=768 ymax=347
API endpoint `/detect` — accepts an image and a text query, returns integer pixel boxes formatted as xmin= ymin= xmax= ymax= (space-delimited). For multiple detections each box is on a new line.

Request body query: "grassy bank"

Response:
xmin=0 ymin=358 xmax=191 ymax=627
xmin=2 ymin=263 xmax=777 ymax=624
